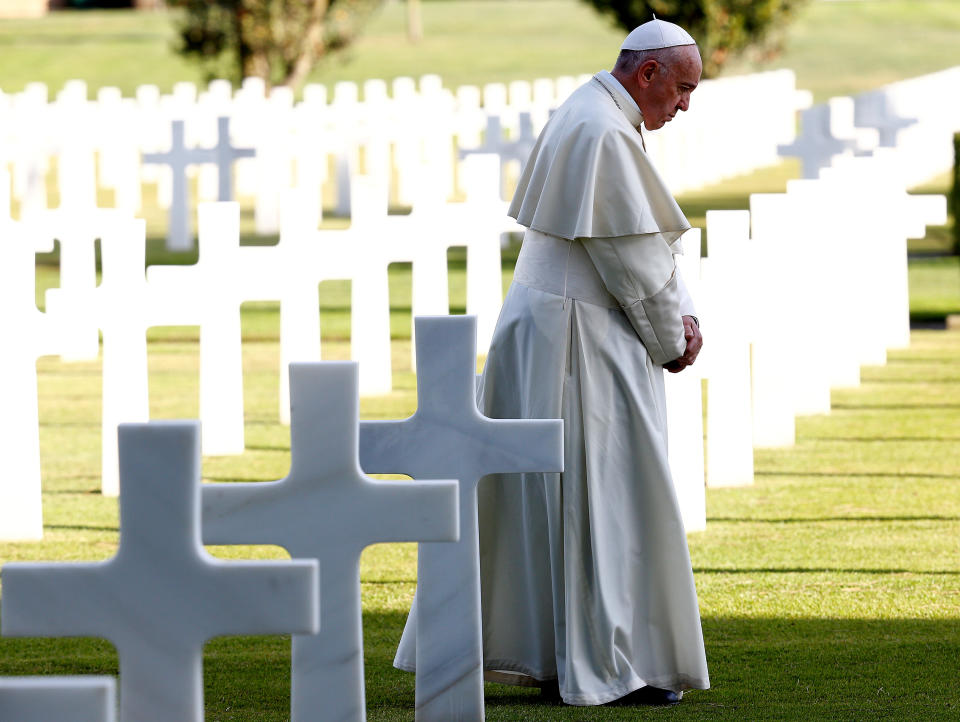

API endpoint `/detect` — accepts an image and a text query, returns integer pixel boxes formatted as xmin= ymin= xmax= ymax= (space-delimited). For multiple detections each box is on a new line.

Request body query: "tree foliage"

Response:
xmin=582 ymin=0 xmax=809 ymax=78
xmin=170 ymin=0 xmax=384 ymax=89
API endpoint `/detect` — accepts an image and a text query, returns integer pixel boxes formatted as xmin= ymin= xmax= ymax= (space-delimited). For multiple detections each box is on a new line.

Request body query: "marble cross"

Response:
xmin=202 ymin=362 xmax=459 ymax=722
xmin=459 ymin=113 xmax=537 ymax=195
xmin=0 ymin=171 xmax=45 ymax=541
xmin=38 ymin=207 xmax=121 ymax=362
xmin=359 ymin=315 xmax=564 ymax=722
xmin=210 ymin=116 xmax=256 ymax=202
xmin=777 ymin=104 xmax=858 ymax=179
xmin=701 ymin=211 xmax=755 ymax=488
xmin=457 ymin=154 xmax=523 ymax=353
xmin=142 ymin=119 xmax=215 ymax=251
xmin=748 ymin=192 xmax=799 ymax=448
xmin=146 ymin=202 xmax=246 ymax=456
xmin=664 ymin=229 xmax=707 ymax=532
xmin=97 ymin=217 xmax=151 ymax=496
xmin=0 ymin=677 xmax=116 ymax=722
xmin=0 ymin=420 xmax=319 ymax=722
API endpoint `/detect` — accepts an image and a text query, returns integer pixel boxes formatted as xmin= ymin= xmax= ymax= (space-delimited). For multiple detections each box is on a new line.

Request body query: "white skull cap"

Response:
xmin=620 ymin=15 xmax=696 ymax=51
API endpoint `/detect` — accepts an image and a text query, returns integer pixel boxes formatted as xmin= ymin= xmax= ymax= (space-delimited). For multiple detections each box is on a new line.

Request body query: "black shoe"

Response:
xmin=538 ymin=679 xmax=562 ymax=703
xmin=611 ymin=685 xmax=680 ymax=706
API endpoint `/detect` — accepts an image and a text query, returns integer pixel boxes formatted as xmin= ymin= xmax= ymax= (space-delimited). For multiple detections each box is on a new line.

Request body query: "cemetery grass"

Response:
xmin=2 ymin=279 xmax=960 ymax=720
xmin=0 ymin=1 xmax=959 ymax=101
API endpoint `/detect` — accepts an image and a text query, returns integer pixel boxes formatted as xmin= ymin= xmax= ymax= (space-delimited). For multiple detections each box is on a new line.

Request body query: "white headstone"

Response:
xmin=203 ymin=362 xmax=459 ymax=722
xmin=142 ymin=119 xmax=216 ymax=251
xmin=1 ymin=420 xmax=319 ymax=722
xmin=359 ymin=315 xmax=564 ymax=722
xmin=702 ymin=211 xmax=755 ymax=487
xmin=665 ymin=229 xmax=707 ymax=531
xmin=146 ymin=202 xmax=246 ymax=455
xmin=97 ymin=218 xmax=151 ymax=497
xmin=0 ymin=170 xmax=45 ymax=541
xmin=0 ymin=677 xmax=116 ymax=722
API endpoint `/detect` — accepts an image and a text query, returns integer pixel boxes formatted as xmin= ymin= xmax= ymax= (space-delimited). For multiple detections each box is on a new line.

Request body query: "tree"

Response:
xmin=170 ymin=0 xmax=384 ymax=89
xmin=581 ymin=0 xmax=809 ymax=78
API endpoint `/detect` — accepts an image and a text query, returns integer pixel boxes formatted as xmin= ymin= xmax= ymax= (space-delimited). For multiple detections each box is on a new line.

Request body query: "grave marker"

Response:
xmin=702 ymin=211 xmax=755 ymax=487
xmin=1 ymin=421 xmax=319 ymax=722
xmin=664 ymin=229 xmax=707 ymax=531
xmin=0 ymin=677 xmax=116 ymax=722
xmin=203 ymin=362 xmax=459 ymax=722
xmin=359 ymin=315 xmax=564 ymax=722
xmin=142 ymin=119 xmax=215 ymax=251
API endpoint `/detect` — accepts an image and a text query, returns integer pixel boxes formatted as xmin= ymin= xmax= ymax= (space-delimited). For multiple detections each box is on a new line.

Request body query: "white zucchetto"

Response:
xmin=620 ymin=17 xmax=696 ymax=51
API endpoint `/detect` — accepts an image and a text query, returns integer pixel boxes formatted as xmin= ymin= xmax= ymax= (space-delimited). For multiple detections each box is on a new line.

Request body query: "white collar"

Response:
xmin=598 ymin=70 xmax=641 ymax=114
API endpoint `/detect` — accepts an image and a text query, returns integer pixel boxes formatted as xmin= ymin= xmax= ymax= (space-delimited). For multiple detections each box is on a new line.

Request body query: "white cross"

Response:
xmin=701 ymin=211 xmax=756 ymax=488
xmin=359 ymin=315 xmax=564 ymax=722
xmin=0 ymin=170 xmax=46 ymax=541
xmin=854 ymin=90 xmax=916 ymax=148
xmin=459 ymin=113 xmax=537 ymax=195
xmin=777 ymin=104 xmax=857 ymax=179
xmin=664 ymin=229 xmax=707 ymax=532
xmin=210 ymin=116 xmax=256 ymax=202
xmin=37 ymin=207 xmax=122 ymax=362
xmin=1 ymin=420 xmax=319 ymax=722
xmin=0 ymin=677 xmax=116 ymax=722
xmin=142 ymin=119 xmax=215 ymax=251
xmin=96 ymin=217 xmax=151 ymax=496
xmin=145 ymin=202 xmax=246 ymax=456
xmin=202 ymin=362 xmax=459 ymax=722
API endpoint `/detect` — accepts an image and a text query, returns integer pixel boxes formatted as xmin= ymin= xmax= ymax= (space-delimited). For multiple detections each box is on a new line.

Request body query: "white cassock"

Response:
xmin=394 ymin=72 xmax=710 ymax=704
xmin=481 ymin=71 xmax=709 ymax=704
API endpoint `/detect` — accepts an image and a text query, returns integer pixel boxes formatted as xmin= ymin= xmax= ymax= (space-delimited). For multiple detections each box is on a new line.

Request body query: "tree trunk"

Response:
xmin=407 ymin=0 xmax=423 ymax=43
xmin=281 ymin=0 xmax=330 ymax=89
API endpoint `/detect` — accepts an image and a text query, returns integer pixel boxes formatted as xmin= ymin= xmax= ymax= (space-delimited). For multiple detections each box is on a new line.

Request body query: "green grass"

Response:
xmin=1 ymin=308 xmax=958 ymax=719
xmin=1 ymin=1 xmax=959 ymax=100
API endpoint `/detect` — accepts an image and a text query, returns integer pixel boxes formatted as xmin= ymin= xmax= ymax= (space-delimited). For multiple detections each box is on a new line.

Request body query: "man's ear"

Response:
xmin=636 ymin=60 xmax=659 ymax=88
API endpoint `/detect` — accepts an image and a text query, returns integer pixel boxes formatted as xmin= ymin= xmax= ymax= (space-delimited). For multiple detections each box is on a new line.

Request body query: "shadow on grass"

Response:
xmin=0 ymin=613 xmax=956 ymax=720
xmin=359 ymin=611 xmax=960 ymax=721
xmin=0 ymin=612 xmax=960 ymax=722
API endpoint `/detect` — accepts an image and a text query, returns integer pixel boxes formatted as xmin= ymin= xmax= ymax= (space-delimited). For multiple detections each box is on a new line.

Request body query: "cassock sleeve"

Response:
xmin=581 ymin=233 xmax=687 ymax=365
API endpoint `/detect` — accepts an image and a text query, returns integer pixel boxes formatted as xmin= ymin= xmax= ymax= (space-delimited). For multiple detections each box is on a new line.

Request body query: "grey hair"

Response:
xmin=613 ymin=45 xmax=692 ymax=76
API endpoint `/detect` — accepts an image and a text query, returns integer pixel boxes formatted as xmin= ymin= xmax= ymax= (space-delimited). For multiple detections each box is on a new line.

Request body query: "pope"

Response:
xmin=471 ymin=16 xmax=710 ymax=707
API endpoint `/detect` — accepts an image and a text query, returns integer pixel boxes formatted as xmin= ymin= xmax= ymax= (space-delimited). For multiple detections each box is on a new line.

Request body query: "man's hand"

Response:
xmin=663 ymin=316 xmax=702 ymax=373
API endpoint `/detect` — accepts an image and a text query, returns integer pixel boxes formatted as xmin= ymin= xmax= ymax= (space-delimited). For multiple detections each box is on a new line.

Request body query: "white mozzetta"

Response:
xmin=0 ymin=677 xmax=116 ymax=722
xmin=202 ymin=362 xmax=459 ymax=722
xmin=0 ymin=421 xmax=319 ymax=722
xmin=359 ymin=315 xmax=564 ymax=722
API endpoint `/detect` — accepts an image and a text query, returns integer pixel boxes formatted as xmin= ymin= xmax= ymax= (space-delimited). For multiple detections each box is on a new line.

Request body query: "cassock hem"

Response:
xmin=482 ymin=658 xmax=709 ymax=705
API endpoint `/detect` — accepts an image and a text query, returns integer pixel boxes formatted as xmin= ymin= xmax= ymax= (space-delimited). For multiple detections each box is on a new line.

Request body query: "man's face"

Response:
xmin=637 ymin=47 xmax=702 ymax=130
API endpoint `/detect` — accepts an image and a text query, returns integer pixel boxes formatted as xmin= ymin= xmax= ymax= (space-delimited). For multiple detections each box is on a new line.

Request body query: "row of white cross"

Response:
xmin=0 ymin=151 xmax=518 ymax=535
xmin=0 ymin=152 xmax=948 ymax=720
xmin=778 ymin=66 xmax=960 ymax=186
xmin=0 ymin=315 xmax=561 ymax=722
xmin=1 ymin=68 xmax=811 ymax=251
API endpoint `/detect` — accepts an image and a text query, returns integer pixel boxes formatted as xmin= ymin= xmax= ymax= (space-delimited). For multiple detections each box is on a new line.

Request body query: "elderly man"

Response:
xmin=473 ymin=17 xmax=711 ymax=706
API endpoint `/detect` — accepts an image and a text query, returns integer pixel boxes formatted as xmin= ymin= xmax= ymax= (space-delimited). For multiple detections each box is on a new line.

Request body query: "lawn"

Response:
xmin=1 ymin=0 xmax=960 ymax=717
xmin=0 ymin=306 xmax=958 ymax=720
